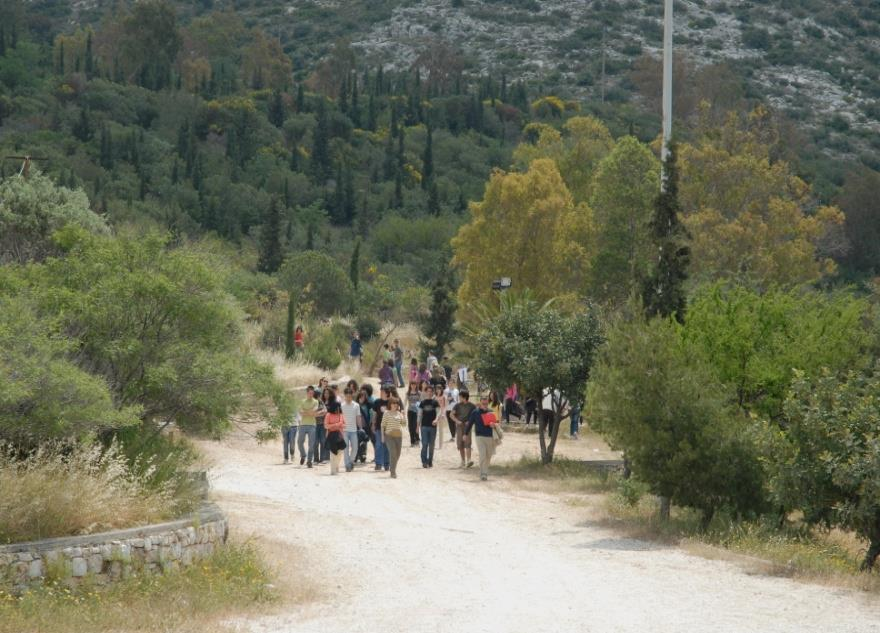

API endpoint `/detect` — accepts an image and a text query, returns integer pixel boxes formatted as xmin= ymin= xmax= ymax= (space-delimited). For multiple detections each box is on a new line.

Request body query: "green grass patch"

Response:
xmin=0 ymin=542 xmax=279 ymax=633
xmin=494 ymin=455 xmax=616 ymax=494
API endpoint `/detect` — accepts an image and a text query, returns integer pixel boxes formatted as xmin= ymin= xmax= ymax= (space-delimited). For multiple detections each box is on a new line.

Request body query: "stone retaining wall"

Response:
xmin=0 ymin=503 xmax=227 ymax=592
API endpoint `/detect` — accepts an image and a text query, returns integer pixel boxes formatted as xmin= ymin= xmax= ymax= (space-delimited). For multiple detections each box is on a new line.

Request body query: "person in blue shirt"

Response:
xmin=466 ymin=394 xmax=497 ymax=481
xmin=350 ymin=331 xmax=363 ymax=363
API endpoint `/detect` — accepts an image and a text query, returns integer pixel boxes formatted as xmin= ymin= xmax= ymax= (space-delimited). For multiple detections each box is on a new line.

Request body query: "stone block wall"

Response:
xmin=0 ymin=503 xmax=227 ymax=592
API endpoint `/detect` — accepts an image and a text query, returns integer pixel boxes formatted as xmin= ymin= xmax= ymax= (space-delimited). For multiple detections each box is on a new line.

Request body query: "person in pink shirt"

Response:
xmin=504 ymin=383 xmax=518 ymax=424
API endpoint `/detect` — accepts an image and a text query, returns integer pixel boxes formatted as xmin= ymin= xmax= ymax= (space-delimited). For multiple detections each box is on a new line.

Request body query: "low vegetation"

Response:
xmin=0 ymin=541 xmax=282 ymax=633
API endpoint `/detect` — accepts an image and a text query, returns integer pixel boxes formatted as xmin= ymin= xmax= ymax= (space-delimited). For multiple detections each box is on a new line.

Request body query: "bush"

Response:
xmin=763 ymin=368 xmax=880 ymax=570
xmin=0 ymin=442 xmax=191 ymax=542
xmin=588 ymin=314 xmax=767 ymax=526
xmin=278 ymin=251 xmax=353 ymax=317
xmin=354 ymin=313 xmax=381 ymax=342
xmin=305 ymin=323 xmax=344 ymax=370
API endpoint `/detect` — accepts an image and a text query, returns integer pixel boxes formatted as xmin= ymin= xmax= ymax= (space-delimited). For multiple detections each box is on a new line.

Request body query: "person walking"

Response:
xmin=281 ymin=409 xmax=298 ymax=464
xmin=408 ymin=358 xmax=419 ymax=385
xmin=393 ymin=339 xmax=405 ymax=387
xmin=426 ymin=351 xmax=438 ymax=371
xmin=378 ymin=360 xmax=394 ymax=386
xmin=297 ymin=386 xmax=320 ymax=468
xmin=372 ymin=386 xmax=392 ymax=471
xmin=434 ymin=383 xmax=447 ymax=450
xmin=525 ymin=394 xmax=538 ymax=426
xmin=466 ymin=394 xmax=497 ymax=481
xmin=341 ymin=388 xmax=363 ymax=472
xmin=451 ymin=389 xmax=476 ymax=469
xmin=569 ymin=400 xmax=582 ymax=440
xmin=356 ymin=387 xmax=373 ymax=464
xmin=418 ymin=363 xmax=432 ymax=384
xmin=457 ymin=364 xmax=469 ymax=390
xmin=444 ymin=380 xmax=459 ymax=441
xmin=294 ymin=325 xmax=305 ymax=354
xmin=314 ymin=387 xmax=330 ymax=464
xmin=381 ymin=397 xmax=407 ymax=478
xmin=406 ymin=382 xmax=421 ymax=447
xmin=504 ymin=383 xmax=518 ymax=424
xmin=418 ymin=386 xmax=440 ymax=468
xmin=350 ymin=331 xmax=363 ymax=364
xmin=324 ymin=391 xmax=345 ymax=475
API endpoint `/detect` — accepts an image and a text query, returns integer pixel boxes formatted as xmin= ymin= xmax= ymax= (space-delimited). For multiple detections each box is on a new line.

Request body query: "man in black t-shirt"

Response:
xmin=451 ymin=391 xmax=476 ymax=469
xmin=418 ymin=394 xmax=440 ymax=467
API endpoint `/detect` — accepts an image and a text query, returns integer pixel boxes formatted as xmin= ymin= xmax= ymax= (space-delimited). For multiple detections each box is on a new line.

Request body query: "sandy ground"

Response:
xmin=197 ymin=428 xmax=880 ymax=633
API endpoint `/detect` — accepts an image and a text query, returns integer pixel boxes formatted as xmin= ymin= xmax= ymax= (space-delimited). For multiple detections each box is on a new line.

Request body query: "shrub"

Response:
xmin=305 ymin=323 xmax=344 ymax=370
xmin=588 ymin=314 xmax=767 ymax=527
xmin=278 ymin=251 xmax=353 ymax=317
xmin=0 ymin=442 xmax=186 ymax=542
xmin=354 ymin=313 xmax=381 ymax=342
xmin=764 ymin=368 xmax=880 ymax=570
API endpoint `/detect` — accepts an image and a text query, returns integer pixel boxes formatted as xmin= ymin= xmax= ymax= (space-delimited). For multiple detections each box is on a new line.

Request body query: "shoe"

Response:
xmin=422 ymin=463 xmax=428 ymax=468
xmin=283 ymin=458 xmax=289 ymax=464
xmin=374 ymin=465 xmax=382 ymax=471
xmin=467 ymin=461 xmax=474 ymax=469
xmin=307 ymin=461 xmax=312 ymax=468
xmin=391 ymin=473 xmax=397 ymax=479
xmin=480 ymin=475 xmax=488 ymax=481
xmin=460 ymin=461 xmax=465 ymax=469
xmin=428 ymin=462 xmax=433 ymax=468
xmin=384 ymin=466 xmax=390 ymax=471
xmin=300 ymin=457 xmax=305 ymax=465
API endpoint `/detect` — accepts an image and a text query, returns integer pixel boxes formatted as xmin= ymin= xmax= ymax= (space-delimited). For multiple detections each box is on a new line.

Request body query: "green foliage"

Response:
xmin=0 ymin=295 xmax=140 ymax=445
xmin=354 ymin=313 xmax=381 ymax=343
xmin=421 ymin=275 xmax=457 ymax=359
xmin=473 ymin=298 xmax=602 ymax=463
xmin=588 ymin=314 xmax=766 ymax=525
xmin=684 ymin=283 xmax=871 ymax=420
xmin=257 ymin=197 xmax=283 ymax=274
xmin=21 ymin=229 xmax=287 ymax=435
xmin=765 ymin=368 xmax=880 ymax=569
xmin=305 ymin=322 xmax=344 ymax=370
xmin=0 ymin=173 xmax=109 ymax=265
xmin=642 ymin=144 xmax=690 ymax=322
xmin=278 ymin=250 xmax=353 ymax=317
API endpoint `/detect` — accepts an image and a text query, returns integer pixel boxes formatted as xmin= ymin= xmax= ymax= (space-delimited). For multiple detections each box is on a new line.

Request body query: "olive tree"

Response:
xmin=472 ymin=297 xmax=602 ymax=463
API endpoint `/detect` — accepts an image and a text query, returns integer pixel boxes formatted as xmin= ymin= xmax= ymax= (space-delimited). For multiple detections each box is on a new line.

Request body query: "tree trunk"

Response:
xmin=700 ymin=507 xmax=715 ymax=532
xmin=861 ymin=519 xmax=880 ymax=571
xmin=622 ymin=454 xmax=632 ymax=480
xmin=545 ymin=409 xmax=565 ymax=464
xmin=659 ymin=496 xmax=671 ymax=521
xmin=538 ymin=414 xmax=549 ymax=464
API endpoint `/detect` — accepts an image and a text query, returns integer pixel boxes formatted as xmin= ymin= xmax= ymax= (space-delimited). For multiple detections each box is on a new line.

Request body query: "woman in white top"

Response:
xmin=444 ymin=381 xmax=459 ymax=442
xmin=434 ymin=383 xmax=447 ymax=450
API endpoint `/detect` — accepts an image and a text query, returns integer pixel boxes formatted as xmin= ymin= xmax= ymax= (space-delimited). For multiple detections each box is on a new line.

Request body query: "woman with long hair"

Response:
xmin=381 ymin=397 xmax=407 ymax=478
xmin=434 ymin=383 xmax=447 ymax=450
xmin=314 ymin=386 xmax=331 ymax=464
xmin=323 ymin=389 xmax=346 ymax=475
xmin=406 ymin=382 xmax=421 ymax=447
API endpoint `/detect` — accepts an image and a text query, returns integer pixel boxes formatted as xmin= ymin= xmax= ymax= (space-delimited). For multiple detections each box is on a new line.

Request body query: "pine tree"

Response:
xmin=311 ymin=100 xmax=331 ymax=181
xmin=284 ymin=294 xmax=296 ymax=360
xmin=258 ymin=197 xmax=284 ymax=273
xmin=421 ymin=124 xmax=433 ymax=190
xmin=349 ymin=238 xmax=361 ymax=290
xmin=268 ymin=89 xmax=285 ymax=128
xmin=422 ymin=276 xmax=457 ymax=359
xmin=641 ymin=143 xmax=690 ymax=323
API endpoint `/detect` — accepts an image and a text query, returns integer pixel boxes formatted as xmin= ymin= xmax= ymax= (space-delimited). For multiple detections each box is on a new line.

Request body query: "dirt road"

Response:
xmin=199 ymin=429 xmax=880 ymax=633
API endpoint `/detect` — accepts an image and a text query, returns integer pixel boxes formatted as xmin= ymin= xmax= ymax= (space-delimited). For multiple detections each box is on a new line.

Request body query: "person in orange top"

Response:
xmin=294 ymin=325 xmax=304 ymax=352
xmin=323 ymin=391 xmax=346 ymax=475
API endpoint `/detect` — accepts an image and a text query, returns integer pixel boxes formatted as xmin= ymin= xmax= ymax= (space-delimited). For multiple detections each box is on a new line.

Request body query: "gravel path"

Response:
xmin=199 ymin=430 xmax=880 ymax=633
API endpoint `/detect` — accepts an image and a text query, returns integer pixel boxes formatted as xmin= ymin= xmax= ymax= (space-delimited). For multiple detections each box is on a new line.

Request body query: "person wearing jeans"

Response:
xmin=569 ymin=403 xmax=581 ymax=439
xmin=281 ymin=422 xmax=297 ymax=464
xmin=372 ymin=386 xmax=393 ymax=471
xmin=418 ymin=389 xmax=440 ymax=468
xmin=341 ymin=388 xmax=363 ymax=472
xmin=393 ymin=339 xmax=405 ymax=388
xmin=297 ymin=386 xmax=319 ymax=467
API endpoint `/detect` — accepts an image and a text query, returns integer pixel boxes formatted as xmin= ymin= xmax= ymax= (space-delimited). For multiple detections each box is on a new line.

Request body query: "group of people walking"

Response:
xmin=281 ymin=344 xmax=502 ymax=481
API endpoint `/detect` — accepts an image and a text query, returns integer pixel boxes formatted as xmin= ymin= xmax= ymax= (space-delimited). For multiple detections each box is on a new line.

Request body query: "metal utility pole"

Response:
xmin=661 ymin=0 xmax=673 ymax=190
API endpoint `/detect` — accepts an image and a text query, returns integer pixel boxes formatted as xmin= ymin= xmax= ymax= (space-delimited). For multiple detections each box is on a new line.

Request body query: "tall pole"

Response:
xmin=661 ymin=0 xmax=673 ymax=191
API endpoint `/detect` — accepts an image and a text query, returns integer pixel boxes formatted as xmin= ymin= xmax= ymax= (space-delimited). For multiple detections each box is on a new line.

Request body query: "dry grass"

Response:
xmin=0 ymin=443 xmax=192 ymax=543
xmin=0 ymin=539 xmax=300 ymax=633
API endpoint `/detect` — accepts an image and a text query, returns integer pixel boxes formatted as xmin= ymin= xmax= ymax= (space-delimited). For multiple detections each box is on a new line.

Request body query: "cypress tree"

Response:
xmin=171 ymin=159 xmax=179 ymax=184
xmin=311 ymin=99 xmax=331 ymax=181
xmin=57 ymin=40 xmax=63 ymax=73
xmin=349 ymin=238 xmax=361 ymax=290
xmin=339 ymin=76 xmax=349 ymax=113
xmin=367 ymin=93 xmax=377 ymax=131
xmin=73 ymin=107 xmax=93 ymax=142
xmin=283 ymin=177 xmax=292 ymax=207
xmin=177 ymin=120 xmax=190 ymax=157
xmin=428 ymin=180 xmax=440 ymax=216
xmin=306 ymin=222 xmax=315 ymax=250
xmin=296 ymin=83 xmax=305 ymax=112
xmin=356 ymin=195 xmax=374 ymax=238
xmin=421 ymin=124 xmax=433 ymax=189
xmin=290 ymin=145 xmax=300 ymax=172
xmin=641 ymin=143 xmax=690 ymax=323
xmin=85 ymin=31 xmax=94 ymax=78
xmin=284 ymin=294 xmax=296 ymax=360
xmin=393 ymin=170 xmax=403 ymax=208
xmin=343 ymin=168 xmax=356 ymax=224
xmin=191 ymin=152 xmax=204 ymax=190
xmin=390 ymin=102 xmax=399 ymax=138
xmin=383 ymin=126 xmax=396 ymax=181
xmin=351 ymin=75 xmax=361 ymax=128
xmin=99 ymin=124 xmax=113 ymax=169
xmin=139 ymin=172 xmax=148 ymax=200
xmin=422 ymin=276 xmax=457 ymax=358
xmin=258 ymin=197 xmax=284 ymax=273
xmin=268 ymin=89 xmax=285 ymax=127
